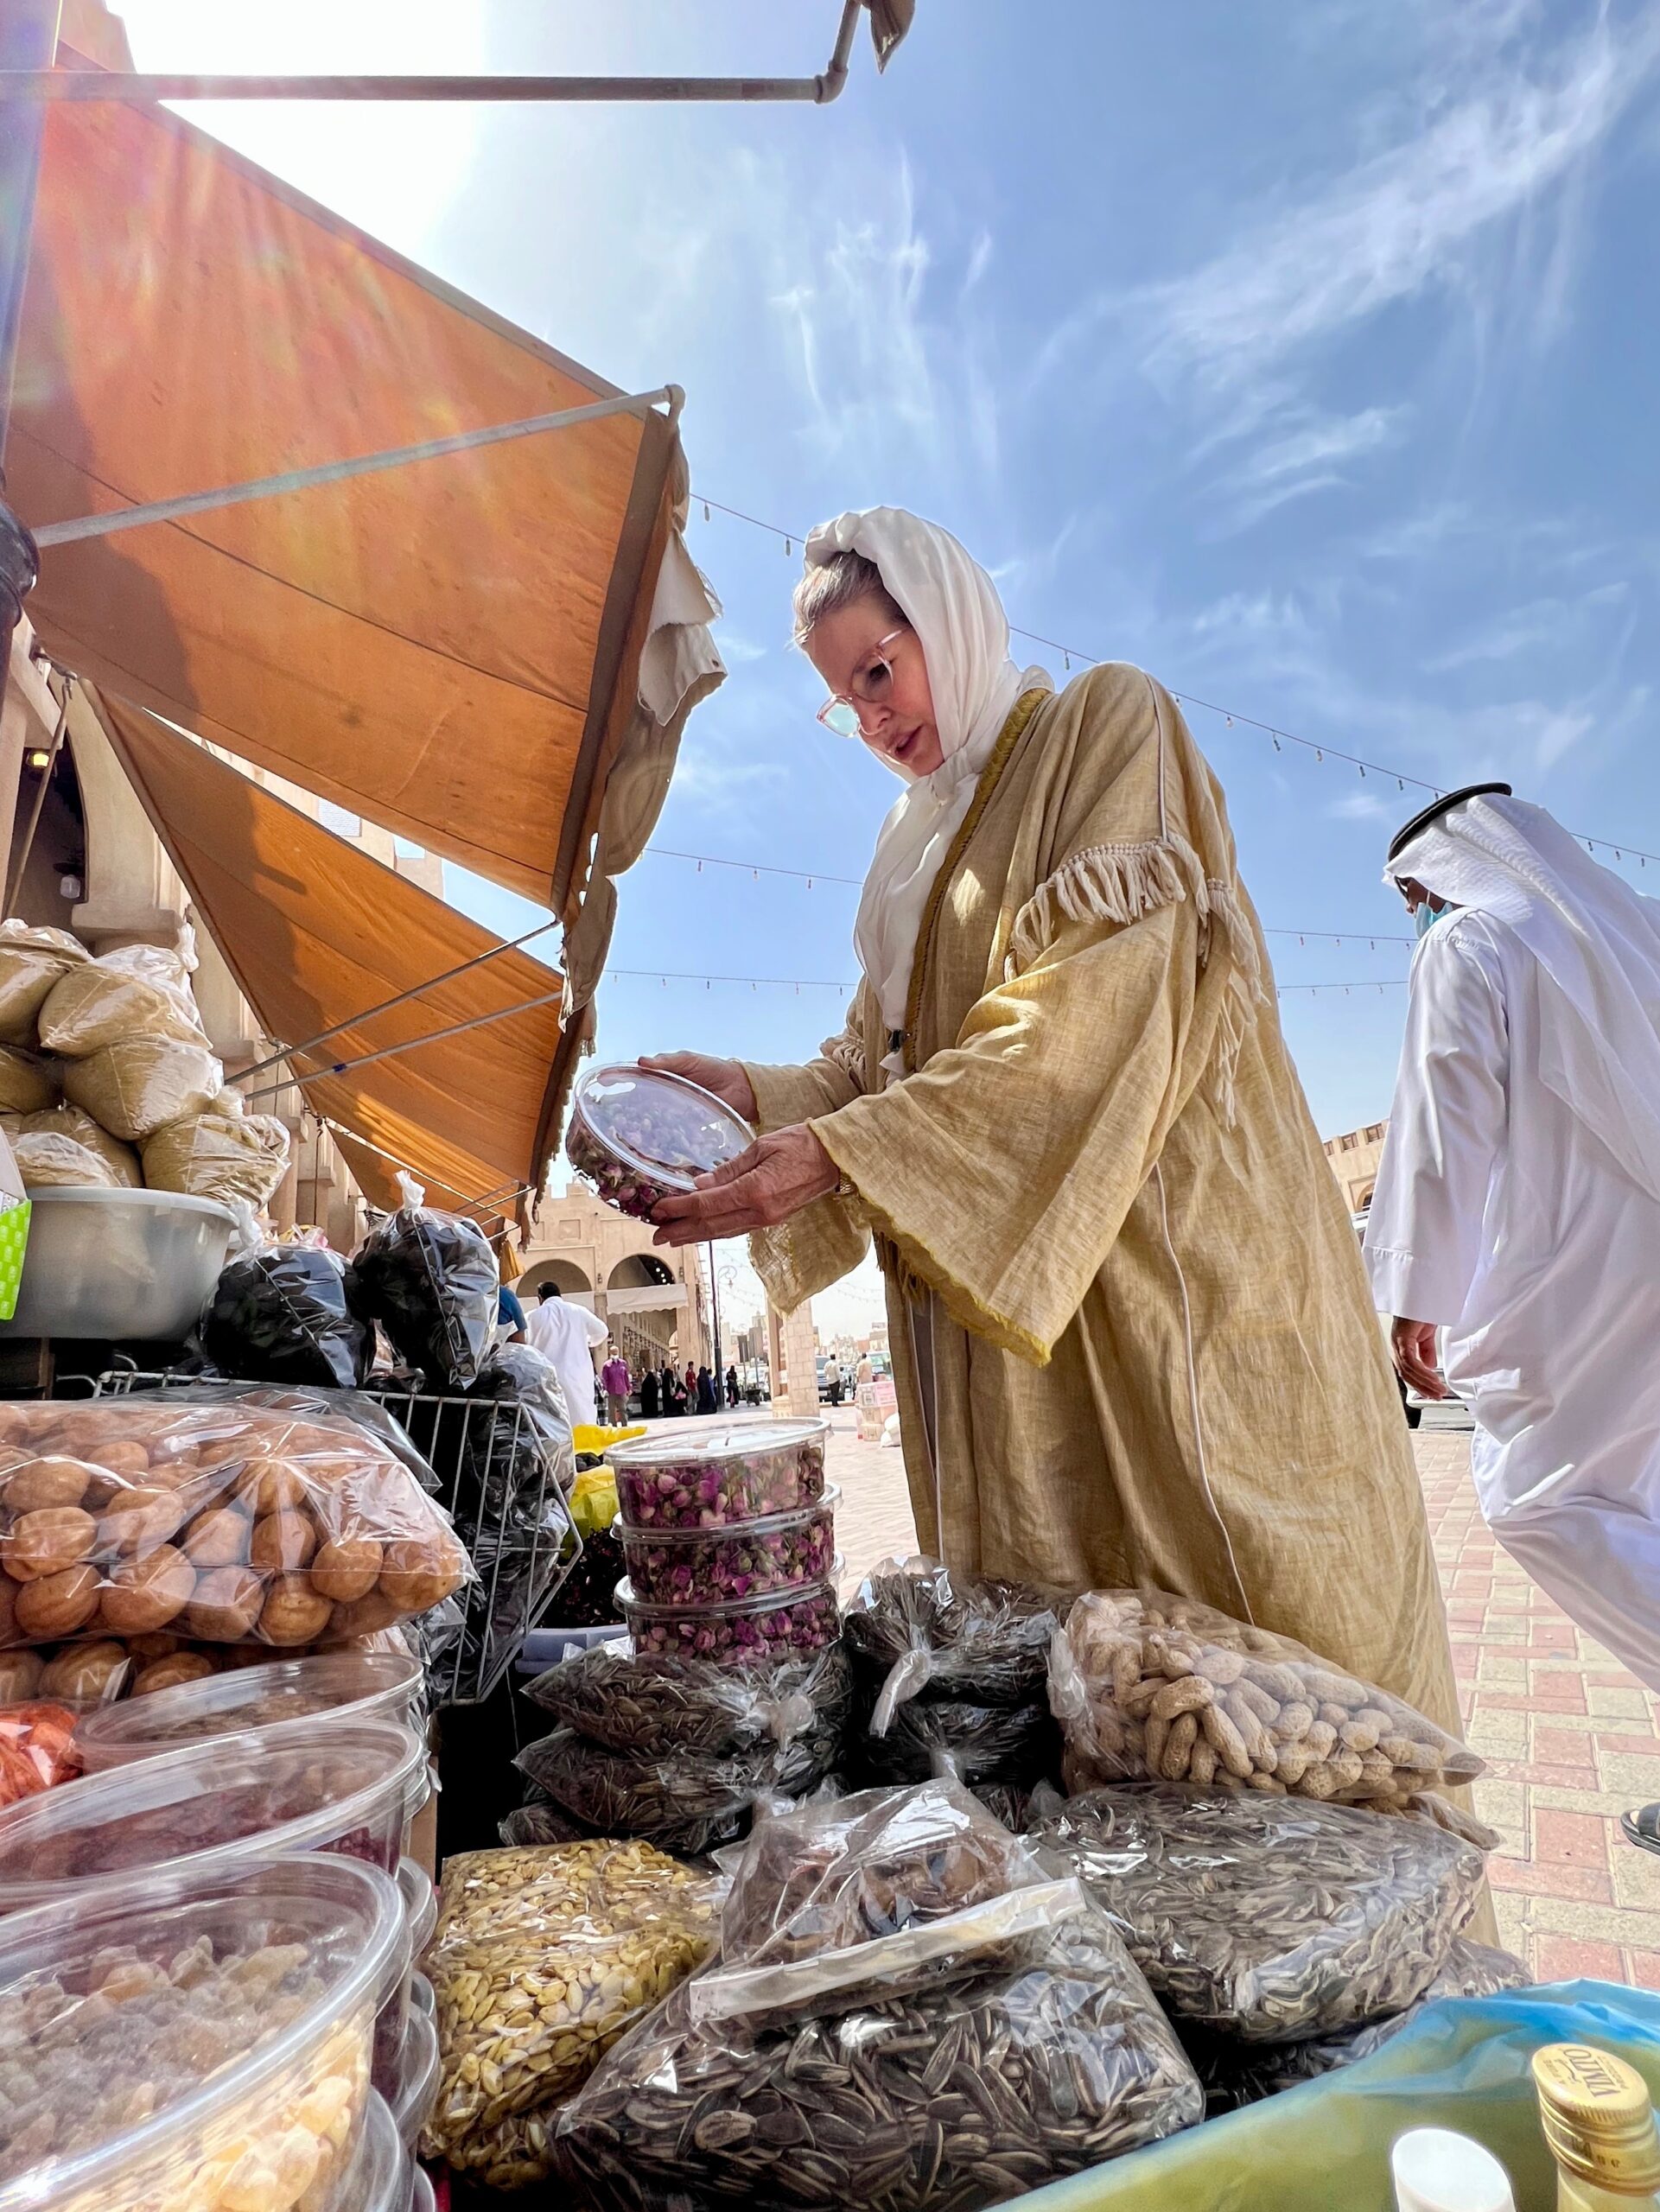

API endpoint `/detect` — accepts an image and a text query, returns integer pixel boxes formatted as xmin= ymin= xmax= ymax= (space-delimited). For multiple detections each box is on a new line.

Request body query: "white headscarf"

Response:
xmin=1389 ymin=792 xmax=1660 ymax=1202
xmin=803 ymin=508 xmax=1051 ymax=1071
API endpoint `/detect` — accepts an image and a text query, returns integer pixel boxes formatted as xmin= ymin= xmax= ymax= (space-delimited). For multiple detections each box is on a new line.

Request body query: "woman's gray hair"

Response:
xmin=792 ymin=550 xmax=906 ymax=647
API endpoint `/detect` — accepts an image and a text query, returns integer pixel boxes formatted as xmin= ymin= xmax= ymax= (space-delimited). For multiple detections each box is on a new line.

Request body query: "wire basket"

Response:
xmin=95 ymin=1366 xmax=582 ymax=1707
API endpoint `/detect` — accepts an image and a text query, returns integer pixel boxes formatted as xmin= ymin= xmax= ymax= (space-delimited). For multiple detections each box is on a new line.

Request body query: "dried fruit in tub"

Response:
xmin=0 ymin=1385 xmax=469 ymax=1649
xmin=1049 ymin=1586 xmax=1482 ymax=1805
xmin=566 ymin=1062 xmax=752 ymax=1222
xmin=620 ymin=1486 xmax=837 ymax=1604
xmin=608 ymin=1418 xmax=828 ymax=1529
xmin=421 ymin=1840 xmax=719 ymax=2189
xmin=524 ymin=1638 xmax=853 ymax=1759
xmin=1029 ymin=1781 xmax=1487 ymax=2042
xmin=618 ymin=1574 xmax=839 ymax=1666
xmin=0 ymin=1700 xmax=80 ymax=1803
xmin=553 ymin=1875 xmax=1202 ymax=2212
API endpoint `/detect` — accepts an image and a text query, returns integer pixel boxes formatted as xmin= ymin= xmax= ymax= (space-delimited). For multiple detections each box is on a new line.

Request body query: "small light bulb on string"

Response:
xmin=1316 ymin=749 xmax=1324 ymax=764
xmin=1272 ymin=734 xmax=1282 ymax=753
xmin=703 ymin=501 xmax=710 ymax=523
xmin=1358 ymin=763 xmax=1366 ymax=778
xmin=785 ymin=537 xmax=792 ymax=557
xmin=1225 ymin=715 xmax=1233 ymax=727
xmin=1064 ymin=650 xmax=1071 ymax=670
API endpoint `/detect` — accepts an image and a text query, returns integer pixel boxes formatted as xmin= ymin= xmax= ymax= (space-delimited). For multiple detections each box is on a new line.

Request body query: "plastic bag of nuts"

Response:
xmin=421 ymin=1840 xmax=720 ymax=2190
xmin=1049 ymin=1588 xmax=1482 ymax=1807
xmin=1181 ymin=1937 xmax=1532 ymax=2111
xmin=1029 ymin=1782 xmax=1488 ymax=2042
xmin=554 ymin=1874 xmax=1202 ymax=2212
xmin=844 ymin=1557 xmax=1068 ymax=1731
xmin=524 ymin=1640 xmax=854 ymax=1761
xmin=720 ymin=1777 xmax=1045 ymax=1969
xmin=0 ymin=1385 xmax=470 ymax=1653
xmin=513 ymin=1715 xmax=843 ymax=1859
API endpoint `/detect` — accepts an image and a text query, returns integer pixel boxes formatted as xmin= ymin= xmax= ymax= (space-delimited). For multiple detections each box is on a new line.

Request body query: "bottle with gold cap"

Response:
xmin=1534 ymin=2044 xmax=1660 ymax=2209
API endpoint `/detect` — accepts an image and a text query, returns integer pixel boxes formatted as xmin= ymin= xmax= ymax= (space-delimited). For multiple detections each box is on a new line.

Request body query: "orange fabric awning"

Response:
xmin=10 ymin=22 xmax=720 ymax=918
xmin=100 ymin=697 xmax=576 ymax=1219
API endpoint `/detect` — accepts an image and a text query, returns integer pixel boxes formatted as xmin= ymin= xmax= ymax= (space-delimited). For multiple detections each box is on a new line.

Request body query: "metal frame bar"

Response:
xmin=7 ymin=2 xmax=866 ymax=105
xmin=32 ymin=387 xmax=676 ymax=550
xmin=242 ymin=983 xmax=568 ymax=1109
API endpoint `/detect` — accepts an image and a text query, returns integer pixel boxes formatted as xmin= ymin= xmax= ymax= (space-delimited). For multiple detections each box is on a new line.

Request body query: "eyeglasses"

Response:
xmin=816 ymin=627 xmax=909 ymax=739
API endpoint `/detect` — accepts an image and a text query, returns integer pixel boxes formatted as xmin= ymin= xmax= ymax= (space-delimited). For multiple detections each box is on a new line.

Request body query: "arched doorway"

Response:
xmin=521 ymin=1258 xmax=593 ymax=1306
xmin=606 ymin=1253 xmax=682 ymax=1372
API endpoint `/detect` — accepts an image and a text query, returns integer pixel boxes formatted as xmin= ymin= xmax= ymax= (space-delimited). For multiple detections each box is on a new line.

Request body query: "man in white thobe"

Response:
xmin=524 ymin=1284 xmax=609 ymax=1431
xmin=1364 ymin=786 xmax=1660 ymax=1842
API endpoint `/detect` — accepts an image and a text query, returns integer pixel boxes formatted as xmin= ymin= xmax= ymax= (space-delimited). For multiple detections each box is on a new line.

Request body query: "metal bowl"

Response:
xmin=0 ymin=1186 xmax=236 ymax=1341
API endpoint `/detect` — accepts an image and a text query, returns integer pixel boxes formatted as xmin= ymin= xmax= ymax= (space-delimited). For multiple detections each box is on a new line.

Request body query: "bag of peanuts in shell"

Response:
xmin=1049 ymin=1587 xmax=1482 ymax=1809
xmin=0 ymin=1384 xmax=471 ymax=1654
xmin=1029 ymin=1782 xmax=1489 ymax=2044
xmin=421 ymin=1839 xmax=721 ymax=2190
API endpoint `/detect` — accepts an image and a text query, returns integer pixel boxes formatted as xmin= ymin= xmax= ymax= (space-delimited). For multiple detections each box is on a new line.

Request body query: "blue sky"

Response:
xmin=116 ymin=0 xmax=1660 ymax=1318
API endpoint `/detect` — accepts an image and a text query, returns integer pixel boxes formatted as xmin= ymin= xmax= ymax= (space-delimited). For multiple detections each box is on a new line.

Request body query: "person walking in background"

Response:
xmin=696 ymin=1364 xmax=718 ymax=1414
xmin=855 ymin=1351 xmax=874 ymax=1388
xmin=600 ymin=1350 xmax=632 ymax=1427
xmin=684 ymin=1360 xmax=697 ymax=1408
xmin=639 ymin=1364 xmax=660 ymax=1421
xmin=726 ymin=1363 xmax=741 ymax=1408
xmin=661 ymin=1362 xmax=684 ymax=1416
xmin=524 ymin=1284 xmax=608 ymax=1430
xmin=496 ymin=1282 xmax=527 ymax=1344
xmin=1365 ymin=785 xmax=1660 ymax=1846
xmin=824 ymin=1355 xmax=843 ymax=1407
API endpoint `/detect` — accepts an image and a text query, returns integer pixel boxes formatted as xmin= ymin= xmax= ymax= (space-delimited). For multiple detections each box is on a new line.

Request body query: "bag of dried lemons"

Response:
xmin=421 ymin=1840 xmax=720 ymax=2190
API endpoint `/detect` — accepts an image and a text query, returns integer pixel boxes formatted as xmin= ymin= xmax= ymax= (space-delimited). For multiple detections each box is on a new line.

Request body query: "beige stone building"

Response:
xmin=1323 ymin=1117 xmax=1389 ymax=1216
xmin=518 ymin=1177 xmax=710 ymax=1376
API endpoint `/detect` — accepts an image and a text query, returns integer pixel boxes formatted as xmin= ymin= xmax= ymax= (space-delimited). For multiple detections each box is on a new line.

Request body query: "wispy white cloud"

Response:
xmin=1426 ymin=581 xmax=1630 ymax=670
xmin=1210 ymin=405 xmax=1409 ymax=533
xmin=1328 ymin=791 xmax=1394 ymax=822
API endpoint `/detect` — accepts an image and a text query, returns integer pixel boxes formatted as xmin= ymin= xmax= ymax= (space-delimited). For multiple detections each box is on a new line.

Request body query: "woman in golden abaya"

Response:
xmin=650 ymin=506 xmax=1460 ymax=1741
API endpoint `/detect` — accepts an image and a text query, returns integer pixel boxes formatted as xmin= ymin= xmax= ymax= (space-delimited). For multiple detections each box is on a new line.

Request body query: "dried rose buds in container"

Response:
xmin=620 ymin=1485 xmax=840 ymax=1605
xmin=566 ymin=1063 xmax=754 ymax=1223
xmin=608 ymin=1421 xmax=829 ymax=1530
xmin=617 ymin=1573 xmax=842 ymax=1668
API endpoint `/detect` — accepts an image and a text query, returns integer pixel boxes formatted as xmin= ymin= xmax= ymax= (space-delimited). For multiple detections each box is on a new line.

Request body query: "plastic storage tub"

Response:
xmin=410 ymin=1967 xmax=435 ymax=2018
xmin=620 ymin=1484 xmax=839 ymax=1604
xmin=616 ymin=1572 xmax=841 ymax=1666
xmin=0 ymin=1853 xmax=404 ymax=2212
xmin=73 ymin=1649 xmax=425 ymax=1773
xmin=399 ymin=1857 xmax=436 ymax=1961
xmin=0 ymin=1185 xmax=236 ymax=1341
xmin=566 ymin=1062 xmax=753 ymax=1222
xmin=0 ymin=1717 xmax=427 ymax=1914
xmin=609 ymin=1419 xmax=830 ymax=1529
xmin=391 ymin=2003 xmax=441 ymax=2153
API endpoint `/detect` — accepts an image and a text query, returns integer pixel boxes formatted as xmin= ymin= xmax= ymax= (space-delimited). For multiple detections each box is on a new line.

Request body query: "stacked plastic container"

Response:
xmin=609 ymin=1421 xmax=840 ymax=1662
xmin=0 ymin=1649 xmax=446 ymax=2197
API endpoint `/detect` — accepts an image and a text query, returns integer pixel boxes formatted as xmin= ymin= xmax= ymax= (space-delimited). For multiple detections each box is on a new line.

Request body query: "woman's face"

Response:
xmin=806 ymin=598 xmax=943 ymax=779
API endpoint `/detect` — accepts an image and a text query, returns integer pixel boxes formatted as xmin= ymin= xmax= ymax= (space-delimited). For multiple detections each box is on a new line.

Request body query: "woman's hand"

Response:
xmin=652 ymin=1124 xmax=840 ymax=1246
xmin=640 ymin=1052 xmax=757 ymax=1122
xmin=1390 ymin=1317 xmax=1450 ymax=1402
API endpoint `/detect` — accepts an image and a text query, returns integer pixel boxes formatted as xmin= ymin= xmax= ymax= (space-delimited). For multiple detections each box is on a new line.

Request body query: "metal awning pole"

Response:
xmin=3 ymin=670 xmax=69 ymax=914
xmin=242 ymin=984 xmax=568 ymax=1107
xmin=34 ymin=386 xmax=677 ymax=550
xmin=0 ymin=0 xmax=59 ymax=687
xmin=0 ymin=3 xmax=870 ymax=105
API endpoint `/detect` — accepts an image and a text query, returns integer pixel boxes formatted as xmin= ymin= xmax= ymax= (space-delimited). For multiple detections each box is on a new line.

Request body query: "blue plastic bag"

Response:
xmin=1010 ymin=1982 xmax=1660 ymax=2212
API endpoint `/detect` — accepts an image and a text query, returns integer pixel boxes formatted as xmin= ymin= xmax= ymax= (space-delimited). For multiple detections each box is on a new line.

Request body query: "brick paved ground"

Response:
xmin=826 ymin=1402 xmax=1660 ymax=1982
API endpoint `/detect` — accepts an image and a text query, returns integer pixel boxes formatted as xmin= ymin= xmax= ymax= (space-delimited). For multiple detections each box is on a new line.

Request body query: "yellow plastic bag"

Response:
xmin=63 ymin=1038 xmax=223 ymax=1142
xmin=569 ymin=1463 xmax=620 ymax=1539
xmin=37 ymin=944 xmax=208 ymax=1056
xmin=0 ymin=922 xmax=89 ymax=1046
xmin=1012 ymin=1984 xmax=1660 ymax=2212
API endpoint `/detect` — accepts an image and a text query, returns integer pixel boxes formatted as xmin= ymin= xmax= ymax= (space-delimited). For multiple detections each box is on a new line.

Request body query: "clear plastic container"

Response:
xmin=617 ymin=1572 xmax=842 ymax=1668
xmin=410 ymin=2167 xmax=436 ymax=2212
xmin=566 ymin=1063 xmax=753 ymax=1221
xmin=410 ymin=1967 xmax=434 ymax=2018
xmin=399 ymin=1857 xmax=436 ymax=1961
xmin=391 ymin=2004 xmax=441 ymax=2154
xmin=72 ymin=1649 xmax=425 ymax=1773
xmin=0 ymin=1717 xmax=427 ymax=1914
xmin=0 ymin=1853 xmax=404 ymax=2212
xmin=620 ymin=1484 xmax=839 ymax=1605
xmin=339 ymin=2090 xmax=409 ymax=2212
xmin=609 ymin=1419 xmax=830 ymax=1529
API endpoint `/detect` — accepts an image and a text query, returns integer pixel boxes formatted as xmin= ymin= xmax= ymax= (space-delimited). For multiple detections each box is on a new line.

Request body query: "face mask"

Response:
xmin=1414 ymin=899 xmax=1447 ymax=939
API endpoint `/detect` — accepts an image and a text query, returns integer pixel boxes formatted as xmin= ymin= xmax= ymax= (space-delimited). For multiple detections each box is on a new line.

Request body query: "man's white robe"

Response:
xmin=1367 ymin=909 xmax=1660 ymax=1690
